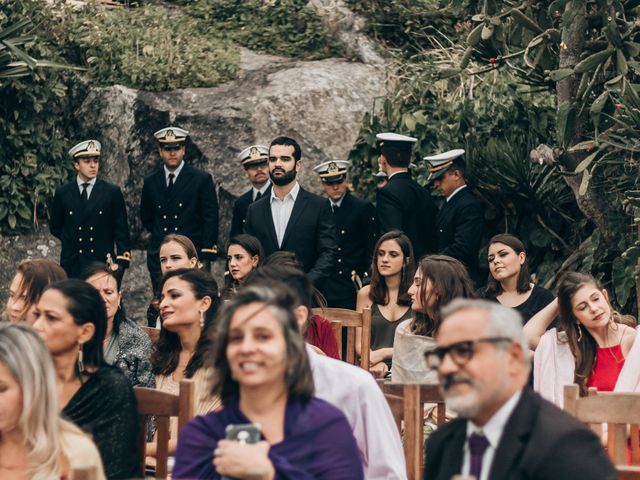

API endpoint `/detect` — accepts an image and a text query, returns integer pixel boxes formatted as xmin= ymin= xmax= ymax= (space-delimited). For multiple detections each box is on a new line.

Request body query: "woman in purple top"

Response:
xmin=173 ymin=285 xmax=363 ymax=480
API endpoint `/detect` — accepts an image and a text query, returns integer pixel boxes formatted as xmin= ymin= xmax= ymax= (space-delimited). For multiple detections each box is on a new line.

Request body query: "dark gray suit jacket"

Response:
xmin=424 ymin=387 xmax=616 ymax=480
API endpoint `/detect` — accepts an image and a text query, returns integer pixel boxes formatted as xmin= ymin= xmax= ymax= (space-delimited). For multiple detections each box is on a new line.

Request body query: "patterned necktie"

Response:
xmin=81 ymin=182 xmax=89 ymax=202
xmin=469 ymin=432 xmax=490 ymax=480
xmin=167 ymin=173 xmax=175 ymax=193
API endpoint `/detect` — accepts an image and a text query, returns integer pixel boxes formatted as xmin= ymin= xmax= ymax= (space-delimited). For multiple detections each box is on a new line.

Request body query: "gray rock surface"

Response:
xmin=1 ymin=49 xmax=386 ymax=320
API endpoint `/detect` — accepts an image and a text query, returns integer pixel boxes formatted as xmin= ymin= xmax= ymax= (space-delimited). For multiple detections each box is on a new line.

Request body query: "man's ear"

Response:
xmin=295 ymin=159 xmax=302 ymax=172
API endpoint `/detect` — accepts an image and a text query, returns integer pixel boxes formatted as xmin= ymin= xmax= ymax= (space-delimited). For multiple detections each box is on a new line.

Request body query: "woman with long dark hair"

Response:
xmin=173 ymin=285 xmax=363 ymax=479
xmin=82 ymin=262 xmax=154 ymax=388
xmin=533 ymin=272 xmax=640 ymax=405
xmin=33 ymin=279 xmax=140 ymax=479
xmin=481 ymin=233 xmax=555 ymax=324
xmin=393 ymin=255 xmax=477 ymax=382
xmin=148 ymin=268 xmax=221 ymax=461
xmin=222 ymin=234 xmax=263 ymax=299
xmin=356 ymin=230 xmax=415 ymax=378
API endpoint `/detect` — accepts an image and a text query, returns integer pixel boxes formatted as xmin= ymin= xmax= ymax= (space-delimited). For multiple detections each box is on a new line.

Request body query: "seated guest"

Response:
xmin=480 ymin=233 xmax=555 ymax=323
xmin=0 ymin=323 xmax=105 ymax=479
xmin=173 ymin=285 xmax=363 ymax=479
xmin=82 ymin=263 xmax=155 ymax=388
xmin=248 ymin=264 xmax=340 ymax=359
xmin=356 ymin=230 xmax=414 ymax=377
xmin=4 ymin=258 xmax=66 ymax=323
xmin=393 ymin=255 xmax=476 ymax=383
xmin=424 ymin=298 xmax=616 ymax=480
xmin=222 ymin=234 xmax=263 ymax=299
xmin=33 ymin=279 xmax=141 ymax=479
xmin=533 ymin=272 xmax=640 ymax=405
xmin=149 ymin=268 xmax=221 ymax=461
xmin=148 ymin=234 xmax=201 ymax=327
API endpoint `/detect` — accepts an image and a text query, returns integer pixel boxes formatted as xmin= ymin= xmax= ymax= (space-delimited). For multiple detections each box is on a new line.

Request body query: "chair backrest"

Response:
xmin=378 ymin=380 xmax=445 ymax=480
xmin=135 ymin=379 xmax=195 ymax=478
xmin=142 ymin=326 xmax=160 ymax=344
xmin=618 ymin=466 xmax=640 ymax=480
xmin=311 ymin=307 xmax=371 ymax=369
xmin=564 ymin=384 xmax=640 ymax=465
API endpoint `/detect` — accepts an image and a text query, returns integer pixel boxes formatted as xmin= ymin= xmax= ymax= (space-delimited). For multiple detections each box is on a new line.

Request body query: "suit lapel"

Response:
xmin=488 ymin=389 xmax=536 ymax=480
xmin=281 ymin=188 xmax=308 ymax=247
xmin=79 ymin=179 xmax=104 ymax=224
xmin=433 ymin=421 xmax=466 ymax=480
xmin=168 ymin=164 xmax=194 ymax=201
xmin=261 ymin=197 xmax=278 ymax=248
xmin=436 ymin=187 xmax=467 ymax=225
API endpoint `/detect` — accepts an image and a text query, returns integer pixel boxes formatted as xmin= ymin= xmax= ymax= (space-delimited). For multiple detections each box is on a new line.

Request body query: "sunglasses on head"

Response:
xmin=424 ymin=337 xmax=513 ymax=369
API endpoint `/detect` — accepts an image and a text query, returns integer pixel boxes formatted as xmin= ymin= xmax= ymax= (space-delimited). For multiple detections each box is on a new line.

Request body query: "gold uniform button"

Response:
xmin=90 ymin=249 xmax=94 ymax=253
xmin=174 ymin=215 xmax=178 ymax=219
xmin=79 ymin=249 xmax=83 ymax=254
xmin=338 ymin=247 xmax=341 ymax=252
xmin=163 ymin=227 xmax=168 ymax=232
xmin=90 ymin=227 xmax=93 ymax=231
xmin=79 ymin=238 xmax=83 ymax=242
xmin=339 ymin=270 xmax=343 ymax=275
xmin=338 ymin=259 xmax=342 ymax=263
xmin=78 ymin=226 xmax=82 ymax=231
xmin=99 ymin=211 xmax=102 ymax=215
xmin=89 ymin=238 xmax=93 ymax=242
xmin=179 ymin=203 xmax=183 ymax=207
xmin=69 ymin=211 xmax=73 ymax=215
xmin=163 ymin=215 xmax=167 ymax=219
xmin=174 ymin=227 xmax=178 ymax=231
xmin=341 ymin=230 xmax=345 ymax=235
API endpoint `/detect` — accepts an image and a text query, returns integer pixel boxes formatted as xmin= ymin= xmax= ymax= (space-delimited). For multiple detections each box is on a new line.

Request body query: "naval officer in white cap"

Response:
xmin=229 ymin=144 xmax=272 ymax=238
xmin=140 ymin=126 xmax=219 ymax=291
xmin=375 ymin=132 xmax=437 ymax=259
xmin=50 ymin=139 xmax=131 ymax=278
xmin=425 ymin=148 xmax=484 ymax=285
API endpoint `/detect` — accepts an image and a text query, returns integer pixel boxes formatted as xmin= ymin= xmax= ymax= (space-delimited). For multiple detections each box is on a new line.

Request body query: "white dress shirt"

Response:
xmin=76 ymin=176 xmax=97 ymax=200
xmin=306 ymin=345 xmax=407 ymax=479
xmin=330 ymin=193 xmax=346 ymax=211
xmin=270 ymin=182 xmax=300 ymax=247
xmin=252 ymin=181 xmax=271 ymax=202
xmin=164 ymin=160 xmax=185 ymax=186
xmin=461 ymin=389 xmax=523 ymax=480
xmin=446 ymin=184 xmax=467 ymax=202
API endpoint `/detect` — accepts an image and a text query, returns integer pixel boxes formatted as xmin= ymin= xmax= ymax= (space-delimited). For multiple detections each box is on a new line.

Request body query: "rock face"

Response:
xmin=0 ymin=49 xmax=386 ymax=320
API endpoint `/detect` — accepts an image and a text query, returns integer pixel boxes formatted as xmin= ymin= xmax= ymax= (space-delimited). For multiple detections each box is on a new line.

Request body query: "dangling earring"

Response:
xmin=77 ymin=343 xmax=85 ymax=373
xmin=577 ymin=324 xmax=583 ymax=342
xmin=199 ymin=311 xmax=205 ymax=328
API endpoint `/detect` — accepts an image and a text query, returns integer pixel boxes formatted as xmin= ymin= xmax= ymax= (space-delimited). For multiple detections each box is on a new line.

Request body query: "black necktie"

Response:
xmin=255 ymin=191 xmax=263 ymax=202
xmin=81 ymin=182 xmax=89 ymax=202
xmin=167 ymin=173 xmax=175 ymax=193
xmin=332 ymin=203 xmax=339 ymax=213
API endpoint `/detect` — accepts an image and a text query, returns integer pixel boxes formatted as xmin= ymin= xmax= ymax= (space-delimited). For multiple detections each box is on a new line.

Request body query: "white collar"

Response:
xmin=164 ymin=160 xmax=185 ymax=180
xmin=76 ymin=176 xmax=97 ymax=187
xmin=446 ymin=184 xmax=467 ymax=202
xmin=466 ymin=389 xmax=522 ymax=449
xmin=387 ymin=170 xmax=408 ymax=180
xmin=270 ymin=181 xmax=300 ymax=202
xmin=253 ymin=180 xmax=271 ymax=198
xmin=331 ymin=193 xmax=346 ymax=208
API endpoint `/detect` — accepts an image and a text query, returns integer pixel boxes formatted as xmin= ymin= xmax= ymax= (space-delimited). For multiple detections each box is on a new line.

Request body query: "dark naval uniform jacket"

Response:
xmin=230 ymin=184 xmax=272 ymax=238
xmin=436 ymin=185 xmax=484 ymax=283
xmin=140 ymin=163 xmax=219 ymax=288
xmin=244 ymin=186 xmax=337 ymax=287
xmin=323 ymin=191 xmax=376 ymax=309
xmin=376 ymin=171 xmax=437 ymax=259
xmin=50 ymin=178 xmax=131 ymax=278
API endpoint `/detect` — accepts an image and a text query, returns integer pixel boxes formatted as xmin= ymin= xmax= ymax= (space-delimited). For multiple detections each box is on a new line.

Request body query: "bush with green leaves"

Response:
xmin=188 ymin=0 xmax=343 ymax=59
xmin=61 ymin=4 xmax=239 ymax=91
xmin=0 ymin=0 xmax=74 ymax=234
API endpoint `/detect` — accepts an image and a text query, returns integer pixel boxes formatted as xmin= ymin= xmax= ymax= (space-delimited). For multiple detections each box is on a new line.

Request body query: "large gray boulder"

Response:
xmin=1 ymin=49 xmax=386 ymax=321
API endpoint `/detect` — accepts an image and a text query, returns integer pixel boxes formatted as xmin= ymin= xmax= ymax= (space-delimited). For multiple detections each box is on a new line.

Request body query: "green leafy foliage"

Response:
xmin=0 ymin=0 xmax=74 ymax=234
xmin=188 ymin=0 xmax=343 ymax=59
xmin=61 ymin=4 xmax=239 ymax=91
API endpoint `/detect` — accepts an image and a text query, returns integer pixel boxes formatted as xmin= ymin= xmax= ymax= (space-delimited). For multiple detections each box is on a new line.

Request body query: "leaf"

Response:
xmin=548 ymin=68 xmax=574 ymax=81
xmin=574 ymin=151 xmax=598 ymax=173
xmin=7 ymin=214 xmax=16 ymax=230
xmin=467 ymin=23 xmax=484 ymax=46
xmin=616 ymin=49 xmax=628 ymax=76
xmin=578 ymin=169 xmax=591 ymax=196
xmin=403 ymin=114 xmax=416 ymax=132
xmin=590 ymin=90 xmax=609 ymax=116
xmin=509 ymin=8 xmax=543 ymax=34
xmin=624 ymin=42 xmax=640 ymax=58
xmin=460 ymin=46 xmax=474 ymax=69
xmin=574 ymin=48 xmax=615 ymax=74
xmin=438 ymin=67 xmax=461 ymax=80
xmin=481 ymin=24 xmax=494 ymax=41
xmin=556 ymin=101 xmax=576 ymax=147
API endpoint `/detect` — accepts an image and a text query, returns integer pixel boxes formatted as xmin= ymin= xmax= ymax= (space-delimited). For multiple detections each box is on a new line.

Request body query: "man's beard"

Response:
xmin=440 ymin=370 xmax=510 ymax=420
xmin=269 ymin=167 xmax=297 ymax=186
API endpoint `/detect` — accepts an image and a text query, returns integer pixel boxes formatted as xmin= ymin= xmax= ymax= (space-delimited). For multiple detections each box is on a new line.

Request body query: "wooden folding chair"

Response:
xmin=564 ymin=384 xmax=640 ymax=466
xmin=135 ymin=379 xmax=195 ymax=479
xmin=618 ymin=466 xmax=640 ymax=480
xmin=311 ymin=307 xmax=371 ymax=369
xmin=378 ymin=380 xmax=445 ymax=480
xmin=71 ymin=465 xmax=98 ymax=480
xmin=141 ymin=326 xmax=160 ymax=344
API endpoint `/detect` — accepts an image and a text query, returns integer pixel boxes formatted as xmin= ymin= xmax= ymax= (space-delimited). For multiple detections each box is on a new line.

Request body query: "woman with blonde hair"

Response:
xmin=0 ymin=323 xmax=105 ymax=479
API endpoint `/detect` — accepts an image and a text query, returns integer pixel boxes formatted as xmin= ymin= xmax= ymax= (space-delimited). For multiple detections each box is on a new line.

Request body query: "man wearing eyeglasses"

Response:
xmin=423 ymin=298 xmax=615 ymax=480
